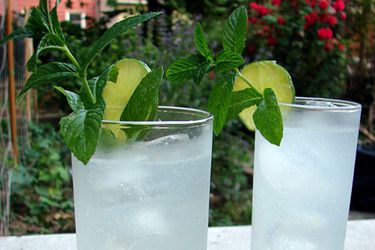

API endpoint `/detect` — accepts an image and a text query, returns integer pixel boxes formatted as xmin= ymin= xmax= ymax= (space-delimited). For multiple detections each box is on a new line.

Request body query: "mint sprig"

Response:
xmin=1 ymin=0 xmax=161 ymax=163
xmin=167 ymin=6 xmax=284 ymax=146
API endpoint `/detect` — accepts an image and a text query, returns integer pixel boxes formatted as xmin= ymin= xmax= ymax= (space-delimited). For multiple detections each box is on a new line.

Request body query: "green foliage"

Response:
xmin=207 ymin=76 xmax=234 ymax=135
xmin=167 ymin=6 xmax=283 ymax=145
xmin=227 ymin=88 xmax=262 ymax=121
xmin=223 ymin=6 xmax=247 ymax=55
xmin=253 ymin=88 xmax=283 ymax=146
xmin=246 ymin=0 xmax=348 ymax=98
xmin=10 ymin=123 xmax=73 ymax=234
xmin=210 ymin=122 xmax=254 ymax=226
xmin=2 ymin=0 xmax=161 ymax=164
xmin=121 ymin=67 xmax=164 ymax=121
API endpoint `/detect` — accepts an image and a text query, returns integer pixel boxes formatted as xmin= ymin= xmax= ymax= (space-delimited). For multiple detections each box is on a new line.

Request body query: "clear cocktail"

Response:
xmin=72 ymin=107 xmax=213 ymax=250
xmin=252 ymin=97 xmax=361 ymax=250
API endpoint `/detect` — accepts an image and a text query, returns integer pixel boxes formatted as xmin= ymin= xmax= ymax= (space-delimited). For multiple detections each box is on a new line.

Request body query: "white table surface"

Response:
xmin=1 ymin=219 xmax=374 ymax=250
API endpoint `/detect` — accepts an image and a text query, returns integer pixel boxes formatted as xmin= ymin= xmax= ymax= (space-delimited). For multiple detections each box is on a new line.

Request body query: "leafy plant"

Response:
xmin=167 ymin=6 xmax=284 ymax=145
xmin=1 ymin=0 xmax=161 ymax=164
xmin=10 ymin=123 xmax=73 ymax=235
xmin=246 ymin=0 xmax=349 ymax=98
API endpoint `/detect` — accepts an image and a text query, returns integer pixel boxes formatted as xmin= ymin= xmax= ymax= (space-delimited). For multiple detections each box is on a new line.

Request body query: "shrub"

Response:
xmin=246 ymin=0 xmax=349 ymax=98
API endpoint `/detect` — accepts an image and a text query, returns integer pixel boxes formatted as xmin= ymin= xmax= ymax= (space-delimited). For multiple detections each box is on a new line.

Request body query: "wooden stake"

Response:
xmin=6 ymin=0 xmax=18 ymax=164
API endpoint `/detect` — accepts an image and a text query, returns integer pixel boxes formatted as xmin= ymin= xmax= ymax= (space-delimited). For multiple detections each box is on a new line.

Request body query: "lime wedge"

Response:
xmin=233 ymin=60 xmax=295 ymax=131
xmin=103 ymin=58 xmax=151 ymax=121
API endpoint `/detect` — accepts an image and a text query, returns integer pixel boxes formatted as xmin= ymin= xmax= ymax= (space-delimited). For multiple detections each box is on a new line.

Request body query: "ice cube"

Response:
xmin=144 ymin=134 xmax=190 ymax=146
xmin=305 ymin=100 xmax=337 ymax=108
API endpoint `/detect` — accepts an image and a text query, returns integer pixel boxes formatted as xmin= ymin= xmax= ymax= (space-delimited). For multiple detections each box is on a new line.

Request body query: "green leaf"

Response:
xmin=227 ymin=88 xmax=263 ymax=120
xmin=82 ymin=65 xmax=118 ymax=105
xmin=166 ymin=54 xmax=209 ymax=84
xmin=25 ymin=7 xmax=50 ymax=37
xmin=253 ymin=88 xmax=283 ymax=146
xmin=60 ymin=106 xmax=104 ymax=165
xmin=38 ymin=0 xmax=49 ymax=20
xmin=54 ymin=86 xmax=84 ymax=112
xmin=216 ymin=51 xmax=244 ymax=72
xmin=223 ymin=6 xmax=247 ymax=55
xmin=208 ymin=74 xmax=235 ymax=135
xmin=194 ymin=23 xmax=212 ymax=59
xmin=82 ymin=12 xmax=161 ymax=70
xmin=0 ymin=29 xmax=33 ymax=45
xmin=51 ymin=6 xmax=65 ymax=41
xmin=17 ymin=63 xmax=79 ymax=101
xmin=121 ymin=67 xmax=164 ymax=121
xmin=27 ymin=33 xmax=65 ymax=72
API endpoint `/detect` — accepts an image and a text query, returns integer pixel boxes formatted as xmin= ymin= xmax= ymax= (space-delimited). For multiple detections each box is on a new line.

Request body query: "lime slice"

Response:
xmin=102 ymin=58 xmax=150 ymax=139
xmin=233 ymin=60 xmax=295 ymax=131
xmin=103 ymin=58 xmax=151 ymax=121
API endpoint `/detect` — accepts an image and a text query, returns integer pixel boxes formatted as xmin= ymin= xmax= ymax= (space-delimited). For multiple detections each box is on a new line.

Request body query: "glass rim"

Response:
xmin=279 ymin=97 xmax=361 ymax=111
xmin=102 ymin=106 xmax=213 ymax=126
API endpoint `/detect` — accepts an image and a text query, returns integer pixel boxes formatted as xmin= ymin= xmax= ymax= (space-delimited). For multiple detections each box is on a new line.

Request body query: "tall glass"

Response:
xmin=72 ymin=106 xmax=213 ymax=250
xmin=251 ymin=97 xmax=361 ymax=250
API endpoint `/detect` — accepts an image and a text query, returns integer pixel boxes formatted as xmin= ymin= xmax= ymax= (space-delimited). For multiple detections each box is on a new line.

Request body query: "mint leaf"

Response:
xmin=54 ymin=86 xmax=84 ymax=112
xmin=60 ymin=66 xmax=118 ymax=164
xmin=223 ymin=6 xmax=247 ymax=55
xmin=82 ymin=12 xmax=161 ymax=70
xmin=194 ymin=23 xmax=212 ymax=59
xmin=17 ymin=62 xmax=79 ymax=101
xmin=216 ymin=51 xmax=244 ymax=72
xmin=208 ymin=74 xmax=235 ymax=135
xmin=253 ymin=88 xmax=283 ymax=146
xmin=25 ymin=7 xmax=50 ymax=37
xmin=166 ymin=54 xmax=209 ymax=84
xmin=0 ymin=29 xmax=33 ymax=45
xmin=51 ymin=5 xmax=65 ymax=41
xmin=121 ymin=67 xmax=163 ymax=121
xmin=27 ymin=33 xmax=65 ymax=72
xmin=227 ymin=88 xmax=263 ymax=120
xmin=60 ymin=107 xmax=104 ymax=165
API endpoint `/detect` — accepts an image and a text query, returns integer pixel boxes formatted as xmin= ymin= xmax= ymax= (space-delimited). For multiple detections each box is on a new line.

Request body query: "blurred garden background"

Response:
xmin=0 ymin=0 xmax=374 ymax=235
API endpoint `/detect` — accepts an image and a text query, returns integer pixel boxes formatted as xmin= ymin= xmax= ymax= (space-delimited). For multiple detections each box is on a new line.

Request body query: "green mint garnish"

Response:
xmin=1 ymin=0 xmax=161 ymax=164
xmin=167 ymin=6 xmax=284 ymax=145
xmin=253 ymin=89 xmax=283 ymax=146
xmin=121 ymin=67 xmax=164 ymax=122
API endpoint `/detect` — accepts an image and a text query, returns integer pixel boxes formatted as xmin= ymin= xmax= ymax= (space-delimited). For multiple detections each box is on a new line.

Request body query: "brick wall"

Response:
xmin=0 ymin=0 xmax=99 ymax=24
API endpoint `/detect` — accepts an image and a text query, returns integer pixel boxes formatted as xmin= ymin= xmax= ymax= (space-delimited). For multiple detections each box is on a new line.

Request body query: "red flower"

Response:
xmin=277 ymin=16 xmax=286 ymax=25
xmin=341 ymin=12 xmax=347 ymax=20
xmin=320 ymin=13 xmax=330 ymax=23
xmin=328 ymin=15 xmax=338 ymax=26
xmin=317 ymin=27 xmax=333 ymax=40
xmin=338 ymin=43 xmax=346 ymax=51
xmin=247 ymin=45 xmax=256 ymax=55
xmin=248 ymin=17 xmax=258 ymax=24
xmin=262 ymin=26 xmax=270 ymax=35
xmin=267 ymin=36 xmax=277 ymax=46
xmin=305 ymin=11 xmax=318 ymax=25
xmin=272 ymin=0 xmax=282 ymax=6
xmin=333 ymin=0 xmax=345 ymax=11
xmin=319 ymin=0 xmax=329 ymax=10
xmin=249 ymin=2 xmax=269 ymax=16
xmin=249 ymin=2 xmax=259 ymax=9
xmin=257 ymin=5 xmax=269 ymax=16
xmin=324 ymin=40 xmax=334 ymax=51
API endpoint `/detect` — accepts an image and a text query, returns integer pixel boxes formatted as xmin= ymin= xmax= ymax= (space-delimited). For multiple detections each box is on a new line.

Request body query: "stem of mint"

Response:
xmin=0 ymin=0 xmax=161 ymax=164
xmin=167 ymin=6 xmax=284 ymax=146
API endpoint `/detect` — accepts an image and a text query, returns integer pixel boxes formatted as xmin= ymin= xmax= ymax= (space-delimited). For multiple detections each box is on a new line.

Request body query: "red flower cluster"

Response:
xmin=317 ymin=27 xmax=333 ymax=40
xmin=319 ymin=0 xmax=329 ymax=10
xmin=333 ymin=0 xmax=345 ymax=11
xmin=249 ymin=2 xmax=269 ymax=16
xmin=247 ymin=0 xmax=348 ymax=52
